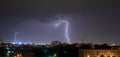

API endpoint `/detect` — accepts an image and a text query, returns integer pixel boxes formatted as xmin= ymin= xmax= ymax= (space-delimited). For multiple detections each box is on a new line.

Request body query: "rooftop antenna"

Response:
xmin=81 ymin=34 xmax=88 ymax=43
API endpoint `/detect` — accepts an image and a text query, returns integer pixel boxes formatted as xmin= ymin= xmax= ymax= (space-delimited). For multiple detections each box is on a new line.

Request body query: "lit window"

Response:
xmin=87 ymin=55 xmax=90 ymax=57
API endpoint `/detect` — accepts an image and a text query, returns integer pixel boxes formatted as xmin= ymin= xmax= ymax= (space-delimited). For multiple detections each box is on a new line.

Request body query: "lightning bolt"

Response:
xmin=55 ymin=20 xmax=70 ymax=44
xmin=14 ymin=31 xmax=18 ymax=44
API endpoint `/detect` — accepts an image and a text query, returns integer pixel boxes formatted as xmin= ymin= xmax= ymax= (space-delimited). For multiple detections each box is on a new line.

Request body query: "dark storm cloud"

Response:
xmin=0 ymin=0 xmax=120 ymax=44
xmin=0 ymin=0 xmax=118 ymax=14
xmin=0 ymin=0 xmax=119 ymax=18
xmin=0 ymin=0 xmax=118 ymax=22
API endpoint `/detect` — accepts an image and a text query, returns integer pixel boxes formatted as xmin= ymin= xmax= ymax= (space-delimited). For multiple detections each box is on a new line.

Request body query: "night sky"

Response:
xmin=0 ymin=0 xmax=120 ymax=44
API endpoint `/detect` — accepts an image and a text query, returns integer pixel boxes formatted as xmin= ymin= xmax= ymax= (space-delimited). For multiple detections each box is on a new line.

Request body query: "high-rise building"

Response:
xmin=79 ymin=49 xmax=120 ymax=57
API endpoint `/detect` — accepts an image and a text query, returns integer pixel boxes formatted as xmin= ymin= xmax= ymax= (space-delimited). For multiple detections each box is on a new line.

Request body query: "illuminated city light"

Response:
xmin=14 ymin=54 xmax=22 ymax=57
xmin=18 ymin=42 xmax=22 ymax=45
xmin=7 ymin=51 xmax=11 ymax=54
xmin=12 ymin=42 xmax=16 ymax=44
xmin=7 ymin=47 xmax=10 ymax=49
xmin=55 ymin=20 xmax=70 ymax=44
xmin=87 ymin=55 xmax=90 ymax=57
xmin=54 ymin=53 xmax=57 ymax=57
xmin=23 ymin=43 xmax=27 ymax=45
